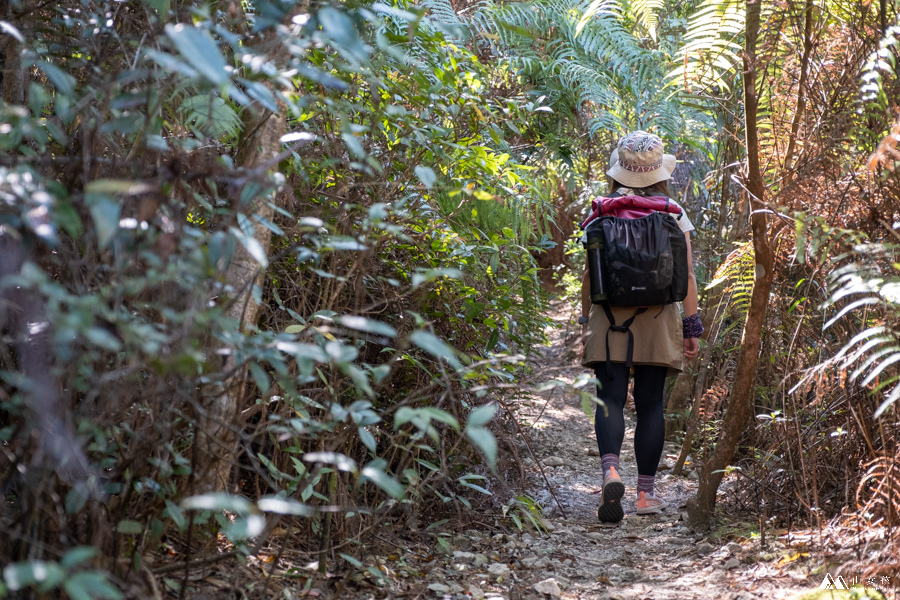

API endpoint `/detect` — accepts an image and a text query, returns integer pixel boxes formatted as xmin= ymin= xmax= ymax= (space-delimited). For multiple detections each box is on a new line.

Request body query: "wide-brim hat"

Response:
xmin=606 ymin=131 xmax=676 ymax=188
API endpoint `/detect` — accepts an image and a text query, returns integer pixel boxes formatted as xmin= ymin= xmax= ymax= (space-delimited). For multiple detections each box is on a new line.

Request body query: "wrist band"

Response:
xmin=683 ymin=313 xmax=703 ymax=338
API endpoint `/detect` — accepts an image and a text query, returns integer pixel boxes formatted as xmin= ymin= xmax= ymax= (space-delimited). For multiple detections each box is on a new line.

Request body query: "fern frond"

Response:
xmin=861 ymin=25 xmax=900 ymax=109
xmin=179 ymin=94 xmax=242 ymax=139
xmin=628 ymin=0 xmax=665 ymax=40
xmin=666 ymin=0 xmax=745 ymax=93
xmin=707 ymin=241 xmax=755 ymax=317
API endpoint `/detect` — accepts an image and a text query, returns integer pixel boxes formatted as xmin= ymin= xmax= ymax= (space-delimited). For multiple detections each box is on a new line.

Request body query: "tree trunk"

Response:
xmin=686 ymin=0 xmax=775 ymax=528
xmin=781 ymin=0 xmax=814 ymax=181
xmin=664 ymin=371 xmax=694 ymax=440
xmin=194 ymin=27 xmax=290 ymax=495
xmin=1 ymin=0 xmax=24 ymax=105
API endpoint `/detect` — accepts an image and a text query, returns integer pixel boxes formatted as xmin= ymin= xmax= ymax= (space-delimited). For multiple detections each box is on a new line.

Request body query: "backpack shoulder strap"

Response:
xmin=602 ymin=304 xmax=649 ymax=375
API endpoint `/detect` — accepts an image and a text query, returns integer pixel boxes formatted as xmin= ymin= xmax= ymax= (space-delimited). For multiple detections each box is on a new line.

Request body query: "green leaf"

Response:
xmin=61 ymin=547 xmax=97 ymax=569
xmin=409 ymin=330 xmax=462 ymax=370
xmin=86 ymin=180 xmax=155 ymax=196
xmin=467 ymin=403 xmax=497 ymax=427
xmin=358 ymin=427 xmax=377 ymax=452
xmin=319 ymin=7 xmax=368 ymax=61
xmin=411 ymin=268 xmax=463 ymax=289
xmin=419 ymin=407 xmax=460 ymax=430
xmin=360 ymin=462 xmax=404 ymax=498
xmin=335 ymin=316 xmax=397 ymax=337
xmin=141 ymin=0 xmax=170 ymax=15
xmin=248 ymin=361 xmax=270 ymax=393
xmin=84 ymin=327 xmax=122 ymax=351
xmin=164 ymin=24 xmax=229 ymax=86
xmin=85 ymin=193 xmax=121 ymax=248
xmin=339 ymin=553 xmax=364 ymax=569
xmin=3 ymin=562 xmax=61 ymax=591
xmin=466 ymin=426 xmax=497 ymax=467
xmin=0 ymin=20 xmax=24 ymax=43
xmin=395 ymin=407 xmax=460 ymax=435
xmin=65 ymin=486 xmax=88 ymax=514
xmin=182 ymin=493 xmax=253 ymax=514
xmin=486 ymin=329 xmax=500 ymax=353
xmin=229 ymin=226 xmax=269 ymax=268
xmin=303 ymin=451 xmax=358 ymax=472
xmin=64 ymin=571 xmax=122 ymax=600
xmin=36 ymin=62 xmax=76 ymax=96
xmin=116 ymin=520 xmax=143 ymax=534
xmin=343 ymin=363 xmax=374 ymax=397
xmin=164 ymin=500 xmax=186 ymax=531
xmin=341 ymin=131 xmax=366 ymax=158
xmin=414 ymin=165 xmax=437 ymax=189
xmin=258 ymin=496 xmax=315 ymax=516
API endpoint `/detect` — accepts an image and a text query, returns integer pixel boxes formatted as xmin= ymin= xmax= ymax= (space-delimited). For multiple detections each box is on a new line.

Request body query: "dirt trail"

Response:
xmin=203 ymin=302 xmax=853 ymax=600
xmin=472 ymin=300 xmax=821 ymax=600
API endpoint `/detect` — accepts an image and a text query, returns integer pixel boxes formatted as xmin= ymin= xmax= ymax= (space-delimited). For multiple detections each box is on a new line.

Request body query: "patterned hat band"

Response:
xmin=619 ymin=159 xmax=662 ymax=173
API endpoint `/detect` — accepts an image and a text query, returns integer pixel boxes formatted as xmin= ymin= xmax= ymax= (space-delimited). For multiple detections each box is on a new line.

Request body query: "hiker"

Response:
xmin=578 ymin=131 xmax=702 ymax=523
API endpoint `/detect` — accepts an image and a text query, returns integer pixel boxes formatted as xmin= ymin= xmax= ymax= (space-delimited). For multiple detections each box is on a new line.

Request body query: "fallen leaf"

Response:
xmin=776 ymin=551 xmax=809 ymax=565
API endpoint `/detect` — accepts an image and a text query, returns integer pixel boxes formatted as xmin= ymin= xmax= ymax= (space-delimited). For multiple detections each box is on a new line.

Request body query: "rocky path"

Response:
xmin=486 ymin=300 xmax=819 ymax=600
xmin=231 ymin=302 xmax=861 ymax=600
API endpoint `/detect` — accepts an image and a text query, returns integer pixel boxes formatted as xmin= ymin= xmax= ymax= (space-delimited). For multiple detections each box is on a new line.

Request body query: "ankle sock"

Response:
xmin=637 ymin=474 xmax=655 ymax=496
xmin=601 ymin=454 xmax=619 ymax=478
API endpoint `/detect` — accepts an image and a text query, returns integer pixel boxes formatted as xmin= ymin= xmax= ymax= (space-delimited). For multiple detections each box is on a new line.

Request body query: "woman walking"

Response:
xmin=579 ymin=131 xmax=702 ymax=523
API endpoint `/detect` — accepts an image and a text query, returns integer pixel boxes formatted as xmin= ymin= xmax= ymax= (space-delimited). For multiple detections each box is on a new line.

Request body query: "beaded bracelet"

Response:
xmin=683 ymin=313 xmax=704 ymax=338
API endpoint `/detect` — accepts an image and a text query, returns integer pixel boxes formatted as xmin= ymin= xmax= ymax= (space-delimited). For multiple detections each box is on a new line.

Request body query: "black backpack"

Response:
xmin=583 ymin=197 xmax=689 ymax=370
xmin=585 ymin=211 xmax=688 ymax=307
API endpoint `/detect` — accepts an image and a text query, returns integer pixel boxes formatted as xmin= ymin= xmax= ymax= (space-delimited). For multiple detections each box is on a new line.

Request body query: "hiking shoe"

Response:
xmin=636 ymin=491 xmax=667 ymax=515
xmin=597 ymin=466 xmax=625 ymax=523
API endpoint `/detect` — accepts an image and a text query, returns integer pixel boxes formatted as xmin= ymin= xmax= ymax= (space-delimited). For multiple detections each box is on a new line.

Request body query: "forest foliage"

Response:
xmin=0 ymin=0 xmax=899 ymax=596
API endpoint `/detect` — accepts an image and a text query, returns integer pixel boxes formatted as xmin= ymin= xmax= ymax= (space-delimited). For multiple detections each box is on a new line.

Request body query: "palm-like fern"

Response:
xmin=628 ymin=0 xmax=666 ymax=41
xmin=706 ymin=240 xmax=755 ymax=319
xmin=423 ymin=0 xmax=708 ymax=142
xmin=665 ymin=0 xmax=744 ymax=93
xmin=860 ymin=25 xmax=899 ymax=107
xmin=179 ymin=94 xmax=242 ymax=139
xmin=802 ymin=243 xmax=900 ymax=419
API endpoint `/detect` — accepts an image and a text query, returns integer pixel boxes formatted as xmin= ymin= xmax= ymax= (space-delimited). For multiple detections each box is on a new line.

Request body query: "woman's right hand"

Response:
xmin=683 ymin=337 xmax=699 ymax=361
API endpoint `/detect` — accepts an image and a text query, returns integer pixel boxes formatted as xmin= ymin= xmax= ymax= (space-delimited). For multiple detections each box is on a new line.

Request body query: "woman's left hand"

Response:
xmin=683 ymin=337 xmax=699 ymax=361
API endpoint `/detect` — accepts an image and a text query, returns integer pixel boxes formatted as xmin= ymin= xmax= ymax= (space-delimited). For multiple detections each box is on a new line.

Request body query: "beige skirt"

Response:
xmin=581 ymin=303 xmax=684 ymax=375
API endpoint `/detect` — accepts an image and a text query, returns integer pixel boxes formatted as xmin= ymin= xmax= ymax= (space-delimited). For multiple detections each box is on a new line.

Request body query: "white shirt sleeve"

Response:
xmin=669 ymin=200 xmax=695 ymax=234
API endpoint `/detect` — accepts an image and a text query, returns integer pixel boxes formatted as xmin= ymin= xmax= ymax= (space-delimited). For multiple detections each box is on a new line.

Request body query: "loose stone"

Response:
xmin=533 ymin=577 xmax=561 ymax=598
xmin=488 ymin=562 xmax=511 ymax=579
xmin=452 ymin=551 xmax=477 ymax=564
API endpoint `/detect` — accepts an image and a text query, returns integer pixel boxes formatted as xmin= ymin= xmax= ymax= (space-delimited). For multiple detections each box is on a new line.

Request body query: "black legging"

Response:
xmin=594 ymin=363 xmax=668 ymax=477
